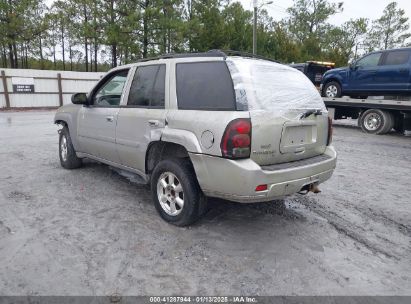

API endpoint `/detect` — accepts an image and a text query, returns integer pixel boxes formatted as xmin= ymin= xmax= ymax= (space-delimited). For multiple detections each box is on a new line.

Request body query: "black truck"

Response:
xmin=290 ymin=61 xmax=335 ymax=87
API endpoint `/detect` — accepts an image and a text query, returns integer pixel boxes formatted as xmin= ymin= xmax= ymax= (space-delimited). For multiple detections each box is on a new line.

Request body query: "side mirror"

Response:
xmin=350 ymin=62 xmax=358 ymax=70
xmin=71 ymin=93 xmax=88 ymax=105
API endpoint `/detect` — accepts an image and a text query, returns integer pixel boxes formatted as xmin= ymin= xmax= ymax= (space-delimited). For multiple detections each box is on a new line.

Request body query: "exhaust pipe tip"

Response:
xmin=309 ymin=183 xmax=321 ymax=194
xmin=298 ymin=183 xmax=321 ymax=195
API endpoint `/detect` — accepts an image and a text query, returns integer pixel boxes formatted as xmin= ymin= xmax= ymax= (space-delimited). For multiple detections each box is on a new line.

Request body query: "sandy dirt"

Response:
xmin=0 ymin=111 xmax=410 ymax=296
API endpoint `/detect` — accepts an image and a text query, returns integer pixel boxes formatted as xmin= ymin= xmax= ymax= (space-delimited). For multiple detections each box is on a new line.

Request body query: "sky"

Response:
xmin=239 ymin=0 xmax=411 ymax=26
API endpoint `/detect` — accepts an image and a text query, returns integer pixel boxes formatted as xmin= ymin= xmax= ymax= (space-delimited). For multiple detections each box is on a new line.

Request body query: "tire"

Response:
xmin=322 ymin=81 xmax=342 ymax=98
xmin=59 ymin=126 xmax=82 ymax=169
xmin=350 ymin=95 xmax=368 ymax=99
xmin=381 ymin=111 xmax=394 ymax=134
xmin=151 ymin=158 xmax=206 ymax=226
xmin=358 ymin=109 xmax=394 ymax=135
xmin=393 ymin=115 xmax=404 ymax=133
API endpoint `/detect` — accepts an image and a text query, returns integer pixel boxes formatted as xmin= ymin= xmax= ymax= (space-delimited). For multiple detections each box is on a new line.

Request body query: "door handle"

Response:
xmin=106 ymin=115 xmax=114 ymax=122
xmin=148 ymin=119 xmax=160 ymax=127
xmin=399 ymin=68 xmax=408 ymax=73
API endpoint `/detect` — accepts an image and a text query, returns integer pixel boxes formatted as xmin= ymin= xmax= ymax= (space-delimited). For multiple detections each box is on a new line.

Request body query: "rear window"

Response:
xmin=226 ymin=57 xmax=325 ymax=113
xmin=383 ymin=50 xmax=410 ymax=66
xmin=176 ymin=62 xmax=236 ymax=110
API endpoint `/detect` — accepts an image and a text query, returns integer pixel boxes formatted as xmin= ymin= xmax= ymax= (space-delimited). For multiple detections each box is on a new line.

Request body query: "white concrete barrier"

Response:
xmin=0 ymin=69 xmax=105 ymax=108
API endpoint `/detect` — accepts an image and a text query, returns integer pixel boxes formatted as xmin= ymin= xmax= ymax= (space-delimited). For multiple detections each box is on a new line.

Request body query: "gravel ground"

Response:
xmin=0 ymin=111 xmax=410 ymax=296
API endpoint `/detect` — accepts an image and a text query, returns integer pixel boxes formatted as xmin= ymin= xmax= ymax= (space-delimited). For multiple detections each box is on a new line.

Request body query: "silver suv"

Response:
xmin=55 ymin=51 xmax=337 ymax=226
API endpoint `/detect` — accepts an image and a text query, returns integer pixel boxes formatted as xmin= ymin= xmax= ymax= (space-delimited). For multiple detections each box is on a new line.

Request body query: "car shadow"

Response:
xmin=78 ymin=159 xmax=306 ymax=227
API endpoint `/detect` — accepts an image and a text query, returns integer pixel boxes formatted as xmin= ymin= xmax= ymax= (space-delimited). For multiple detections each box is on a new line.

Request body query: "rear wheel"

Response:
xmin=322 ymin=81 xmax=342 ymax=98
xmin=393 ymin=114 xmax=405 ymax=133
xmin=359 ymin=109 xmax=394 ymax=135
xmin=151 ymin=158 xmax=206 ymax=226
xmin=350 ymin=95 xmax=368 ymax=99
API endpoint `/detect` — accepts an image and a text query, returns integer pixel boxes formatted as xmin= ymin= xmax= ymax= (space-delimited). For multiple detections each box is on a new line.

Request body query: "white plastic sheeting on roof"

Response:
xmin=226 ymin=57 xmax=326 ymax=114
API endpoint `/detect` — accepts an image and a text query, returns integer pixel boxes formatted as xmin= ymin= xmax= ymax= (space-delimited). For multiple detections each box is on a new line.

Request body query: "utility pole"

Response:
xmin=253 ymin=0 xmax=273 ymax=55
xmin=253 ymin=0 xmax=257 ymax=55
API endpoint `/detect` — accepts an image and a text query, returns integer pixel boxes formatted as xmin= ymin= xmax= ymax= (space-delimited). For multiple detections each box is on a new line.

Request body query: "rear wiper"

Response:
xmin=299 ymin=109 xmax=323 ymax=119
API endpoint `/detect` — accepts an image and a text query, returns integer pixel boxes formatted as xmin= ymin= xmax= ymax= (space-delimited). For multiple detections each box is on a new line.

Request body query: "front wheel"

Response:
xmin=322 ymin=81 xmax=342 ymax=98
xmin=151 ymin=158 xmax=206 ymax=226
xmin=59 ymin=126 xmax=82 ymax=169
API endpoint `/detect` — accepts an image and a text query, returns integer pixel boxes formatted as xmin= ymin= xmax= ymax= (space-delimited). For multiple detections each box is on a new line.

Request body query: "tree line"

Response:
xmin=0 ymin=0 xmax=410 ymax=72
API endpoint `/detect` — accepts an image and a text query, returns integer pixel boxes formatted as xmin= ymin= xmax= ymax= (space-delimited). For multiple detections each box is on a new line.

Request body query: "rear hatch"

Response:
xmin=226 ymin=57 xmax=328 ymax=166
xmin=250 ymin=109 xmax=328 ymax=166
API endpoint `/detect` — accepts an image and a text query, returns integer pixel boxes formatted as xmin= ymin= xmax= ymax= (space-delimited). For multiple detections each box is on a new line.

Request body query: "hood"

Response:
xmin=324 ymin=66 xmax=348 ymax=75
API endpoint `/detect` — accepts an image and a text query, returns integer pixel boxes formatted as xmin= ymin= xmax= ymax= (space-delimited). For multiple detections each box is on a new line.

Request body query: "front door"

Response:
xmin=77 ymin=69 xmax=129 ymax=163
xmin=116 ymin=64 xmax=167 ymax=173
xmin=349 ymin=52 xmax=382 ymax=92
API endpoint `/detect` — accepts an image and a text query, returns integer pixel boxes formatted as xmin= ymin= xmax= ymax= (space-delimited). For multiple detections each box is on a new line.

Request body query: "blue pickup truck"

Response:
xmin=321 ymin=48 xmax=411 ymax=98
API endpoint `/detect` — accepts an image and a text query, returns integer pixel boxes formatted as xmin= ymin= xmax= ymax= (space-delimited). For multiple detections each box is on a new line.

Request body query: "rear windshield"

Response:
xmin=226 ymin=57 xmax=326 ymax=113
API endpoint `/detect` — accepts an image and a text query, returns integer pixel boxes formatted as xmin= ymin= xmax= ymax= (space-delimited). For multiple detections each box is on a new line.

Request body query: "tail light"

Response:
xmin=221 ymin=118 xmax=251 ymax=159
xmin=327 ymin=117 xmax=333 ymax=146
xmin=255 ymin=184 xmax=268 ymax=192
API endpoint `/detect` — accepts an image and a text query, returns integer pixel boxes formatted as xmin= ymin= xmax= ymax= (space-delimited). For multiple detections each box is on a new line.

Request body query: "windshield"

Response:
xmin=226 ymin=57 xmax=326 ymax=114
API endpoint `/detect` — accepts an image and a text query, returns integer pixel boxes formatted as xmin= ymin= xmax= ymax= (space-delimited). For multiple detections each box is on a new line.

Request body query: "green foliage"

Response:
xmin=267 ymin=22 xmax=301 ymax=63
xmin=0 ymin=0 xmax=47 ymax=68
xmin=287 ymin=0 xmax=338 ymax=40
xmin=324 ymin=18 xmax=368 ymax=66
xmin=221 ymin=2 xmax=253 ymax=52
xmin=188 ymin=0 xmax=225 ymax=51
xmin=366 ymin=2 xmax=411 ymax=51
xmin=286 ymin=0 xmax=339 ymax=61
xmin=0 ymin=0 xmax=410 ymax=71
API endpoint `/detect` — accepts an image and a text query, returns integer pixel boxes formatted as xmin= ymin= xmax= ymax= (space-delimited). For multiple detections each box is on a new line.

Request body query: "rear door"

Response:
xmin=376 ymin=49 xmax=411 ymax=92
xmin=116 ymin=63 xmax=167 ymax=173
xmin=77 ymin=69 xmax=129 ymax=163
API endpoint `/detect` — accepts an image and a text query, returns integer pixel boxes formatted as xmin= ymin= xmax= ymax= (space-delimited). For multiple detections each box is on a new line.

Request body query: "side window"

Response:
xmin=356 ymin=53 xmax=382 ymax=68
xmin=383 ymin=50 xmax=411 ymax=66
xmin=176 ymin=62 xmax=236 ymax=110
xmin=93 ymin=70 xmax=129 ymax=106
xmin=127 ymin=65 xmax=166 ymax=107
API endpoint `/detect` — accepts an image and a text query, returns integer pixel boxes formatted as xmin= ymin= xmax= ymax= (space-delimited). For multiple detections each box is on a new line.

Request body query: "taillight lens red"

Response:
xmin=327 ymin=117 xmax=333 ymax=146
xmin=221 ymin=118 xmax=252 ymax=159
xmin=255 ymin=184 xmax=268 ymax=192
xmin=232 ymin=134 xmax=251 ymax=147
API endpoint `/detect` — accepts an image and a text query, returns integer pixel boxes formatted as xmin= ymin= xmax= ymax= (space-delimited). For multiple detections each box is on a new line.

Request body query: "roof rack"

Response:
xmin=135 ymin=50 xmax=226 ymax=63
xmin=137 ymin=50 xmax=279 ymax=63
xmin=164 ymin=50 xmax=227 ymax=59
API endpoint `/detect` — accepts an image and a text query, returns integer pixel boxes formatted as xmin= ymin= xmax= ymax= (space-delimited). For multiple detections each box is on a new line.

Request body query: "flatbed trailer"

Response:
xmin=323 ymin=97 xmax=411 ymax=135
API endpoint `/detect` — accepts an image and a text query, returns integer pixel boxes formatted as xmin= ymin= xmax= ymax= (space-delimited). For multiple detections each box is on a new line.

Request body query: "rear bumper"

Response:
xmin=189 ymin=146 xmax=337 ymax=203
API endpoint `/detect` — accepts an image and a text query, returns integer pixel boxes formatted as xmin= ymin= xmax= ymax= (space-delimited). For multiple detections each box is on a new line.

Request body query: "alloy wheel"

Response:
xmin=325 ymin=85 xmax=338 ymax=98
xmin=60 ymin=135 xmax=68 ymax=162
xmin=157 ymin=172 xmax=184 ymax=216
xmin=364 ymin=113 xmax=382 ymax=131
